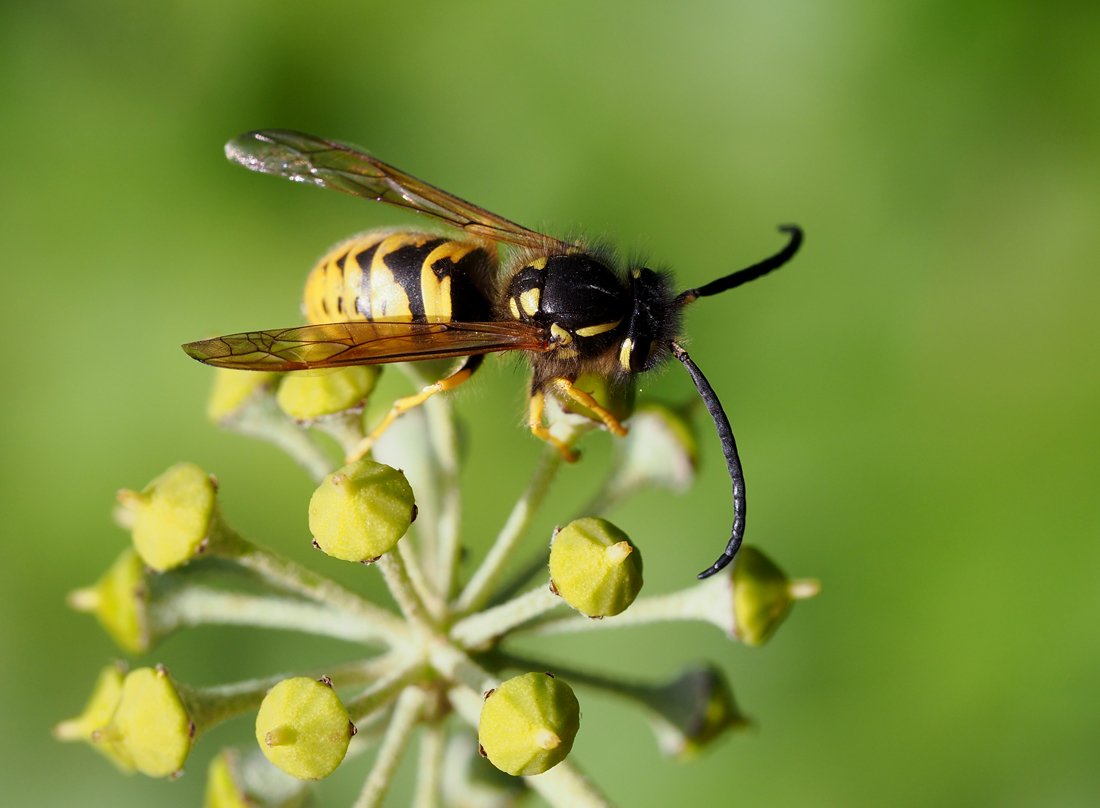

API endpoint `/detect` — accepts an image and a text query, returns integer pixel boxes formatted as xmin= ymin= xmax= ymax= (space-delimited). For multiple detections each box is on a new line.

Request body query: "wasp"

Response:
xmin=184 ymin=130 xmax=802 ymax=579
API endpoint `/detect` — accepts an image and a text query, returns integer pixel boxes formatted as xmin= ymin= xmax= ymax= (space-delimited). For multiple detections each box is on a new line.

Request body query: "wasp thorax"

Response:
xmin=506 ymin=255 xmax=629 ymax=352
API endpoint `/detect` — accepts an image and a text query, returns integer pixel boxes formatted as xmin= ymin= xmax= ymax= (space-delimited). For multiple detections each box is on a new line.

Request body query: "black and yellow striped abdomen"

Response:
xmin=303 ymin=230 xmax=495 ymax=325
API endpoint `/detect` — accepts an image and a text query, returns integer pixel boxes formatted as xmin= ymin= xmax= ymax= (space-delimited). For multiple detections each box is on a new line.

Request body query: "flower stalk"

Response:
xmin=64 ymin=354 xmax=818 ymax=805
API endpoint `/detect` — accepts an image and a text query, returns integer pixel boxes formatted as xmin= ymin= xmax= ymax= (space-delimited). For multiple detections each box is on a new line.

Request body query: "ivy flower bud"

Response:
xmin=255 ymin=677 xmax=354 ymax=780
xmin=308 ymin=459 xmax=416 ymax=563
xmin=549 ymin=518 xmax=643 ymax=618
xmin=276 ymin=366 xmax=380 ymax=421
xmin=205 ymin=748 xmax=308 ymax=808
xmin=613 ymin=402 xmax=697 ymax=493
xmin=67 ymin=549 xmax=150 ymax=654
xmin=119 ymin=463 xmax=217 ymax=572
xmin=207 ymin=368 xmax=280 ymax=424
xmin=638 ymin=665 xmax=749 ymax=759
xmin=102 ymin=666 xmax=194 ymax=778
xmin=478 ymin=672 xmax=580 ymax=776
xmin=732 ymin=546 xmax=821 ymax=646
xmin=54 ymin=663 xmax=134 ymax=772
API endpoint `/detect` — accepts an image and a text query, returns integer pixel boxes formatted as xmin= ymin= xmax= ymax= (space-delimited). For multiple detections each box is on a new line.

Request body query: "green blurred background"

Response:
xmin=4 ymin=1 xmax=1099 ymax=805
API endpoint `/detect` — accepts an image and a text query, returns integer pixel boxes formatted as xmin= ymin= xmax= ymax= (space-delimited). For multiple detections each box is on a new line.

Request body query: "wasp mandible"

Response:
xmin=184 ymin=130 xmax=803 ymax=578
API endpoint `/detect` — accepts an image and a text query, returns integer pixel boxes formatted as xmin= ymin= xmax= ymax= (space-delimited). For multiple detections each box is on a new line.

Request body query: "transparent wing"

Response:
xmin=183 ymin=320 xmax=552 ymax=372
xmin=226 ymin=129 xmax=572 ymax=252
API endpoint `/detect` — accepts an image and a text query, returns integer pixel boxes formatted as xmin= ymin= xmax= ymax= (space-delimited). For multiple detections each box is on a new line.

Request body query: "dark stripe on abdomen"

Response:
xmin=382 ymin=238 xmax=448 ymax=323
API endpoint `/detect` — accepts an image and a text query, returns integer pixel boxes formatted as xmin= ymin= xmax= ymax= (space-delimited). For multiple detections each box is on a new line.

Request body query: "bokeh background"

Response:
xmin=4 ymin=1 xmax=1099 ymax=805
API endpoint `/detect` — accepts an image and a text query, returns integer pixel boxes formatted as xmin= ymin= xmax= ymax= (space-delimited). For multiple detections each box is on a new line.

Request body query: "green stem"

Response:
xmin=398 ymin=539 xmax=445 ymax=622
xmin=377 ymin=551 xmax=436 ymax=632
xmin=402 ymin=363 xmax=464 ymax=601
xmin=183 ymin=656 xmax=389 ymax=731
xmin=353 ymin=686 xmax=426 ymax=808
xmin=526 ymin=759 xmax=613 ymax=808
xmin=215 ymin=528 xmax=410 ymax=645
xmin=451 ymin=585 xmax=563 ymax=649
xmin=344 ymin=655 xmax=427 ymax=723
xmin=311 ymin=408 xmax=368 ymax=459
xmin=456 ymin=449 xmax=563 ymax=614
xmin=412 ymin=723 xmax=445 ymax=808
xmin=148 ymin=585 xmax=388 ymax=645
xmin=223 ymin=394 xmax=335 ymax=483
xmin=517 ymin=573 xmax=734 ymax=638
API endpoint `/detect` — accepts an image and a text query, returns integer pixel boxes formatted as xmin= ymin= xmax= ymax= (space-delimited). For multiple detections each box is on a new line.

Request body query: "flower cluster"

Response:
xmin=58 ymin=363 xmax=818 ymax=806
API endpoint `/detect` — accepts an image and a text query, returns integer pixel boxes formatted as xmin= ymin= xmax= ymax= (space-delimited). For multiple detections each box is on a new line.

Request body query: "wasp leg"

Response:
xmin=548 ymin=377 xmax=629 ymax=437
xmin=527 ymin=388 xmax=580 ymax=463
xmin=347 ymin=355 xmax=484 ymax=463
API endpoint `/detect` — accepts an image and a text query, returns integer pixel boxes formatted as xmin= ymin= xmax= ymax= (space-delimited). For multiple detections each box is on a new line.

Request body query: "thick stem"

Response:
xmin=456 ymin=449 xmax=562 ymax=614
xmin=525 ymin=760 xmax=613 ymax=808
xmin=517 ymin=573 xmax=734 ymax=638
xmin=148 ymin=585 xmax=387 ymax=645
xmin=216 ymin=529 xmax=410 ymax=645
xmin=451 ymin=585 xmax=563 ymax=649
xmin=398 ymin=539 xmax=445 ymax=622
xmin=402 ymin=363 xmax=464 ymax=601
xmin=412 ymin=723 xmax=445 ymax=808
xmin=182 ymin=656 xmax=388 ymax=731
xmin=344 ymin=655 xmax=427 ymax=723
xmin=377 ymin=551 xmax=436 ymax=632
xmin=223 ymin=394 xmax=335 ymax=483
xmin=353 ymin=686 xmax=426 ymax=808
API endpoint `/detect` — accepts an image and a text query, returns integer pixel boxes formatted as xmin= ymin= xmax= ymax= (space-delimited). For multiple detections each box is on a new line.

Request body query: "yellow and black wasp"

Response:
xmin=183 ymin=130 xmax=803 ymax=579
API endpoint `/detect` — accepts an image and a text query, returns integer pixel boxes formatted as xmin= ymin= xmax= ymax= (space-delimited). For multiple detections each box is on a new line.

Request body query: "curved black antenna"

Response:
xmin=676 ymin=224 xmax=803 ymax=306
xmin=671 ymin=342 xmax=747 ymax=579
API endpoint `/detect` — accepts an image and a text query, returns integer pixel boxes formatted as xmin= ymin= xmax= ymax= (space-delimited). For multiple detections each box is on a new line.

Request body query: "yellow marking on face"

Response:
xmin=509 ymin=297 xmax=521 ymax=319
xmin=520 ymin=287 xmax=541 ymax=317
xmin=575 ymin=318 xmax=622 ymax=338
xmin=556 ymin=347 xmax=579 ymax=360
xmin=530 ymin=257 xmax=548 ymax=271
xmin=550 ymin=323 xmax=573 ymax=346
xmin=618 ymin=337 xmax=634 ymax=371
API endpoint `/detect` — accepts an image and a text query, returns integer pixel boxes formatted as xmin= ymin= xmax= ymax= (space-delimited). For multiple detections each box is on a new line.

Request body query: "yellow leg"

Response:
xmin=527 ymin=389 xmax=580 ymax=463
xmin=549 ymin=377 xmax=629 ymax=437
xmin=347 ymin=356 xmax=482 ymax=462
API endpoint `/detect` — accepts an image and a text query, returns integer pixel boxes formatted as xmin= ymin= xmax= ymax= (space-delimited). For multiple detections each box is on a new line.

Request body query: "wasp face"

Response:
xmin=619 ymin=267 xmax=679 ymax=374
xmin=506 ymin=254 xmax=629 ymax=360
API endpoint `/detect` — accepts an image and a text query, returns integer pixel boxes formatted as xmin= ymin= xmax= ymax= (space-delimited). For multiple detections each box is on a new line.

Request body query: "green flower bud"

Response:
xmin=119 ymin=462 xmax=217 ymax=572
xmin=549 ymin=517 xmax=643 ymax=618
xmin=103 ymin=665 xmax=193 ymax=778
xmin=54 ymin=663 xmax=134 ymax=772
xmin=204 ymin=749 xmax=308 ymax=808
xmin=637 ymin=665 xmax=750 ymax=759
xmin=478 ymin=672 xmax=580 ymax=776
xmin=732 ymin=546 xmax=820 ymax=646
xmin=562 ymin=372 xmax=635 ymax=424
xmin=205 ymin=750 xmax=252 ymax=808
xmin=276 ymin=366 xmax=380 ymax=421
xmin=67 ymin=549 xmax=150 ymax=654
xmin=207 ymin=368 xmax=280 ymax=424
xmin=308 ymin=459 xmax=416 ymax=563
xmin=255 ymin=677 xmax=354 ymax=780
xmin=613 ymin=403 xmax=697 ymax=494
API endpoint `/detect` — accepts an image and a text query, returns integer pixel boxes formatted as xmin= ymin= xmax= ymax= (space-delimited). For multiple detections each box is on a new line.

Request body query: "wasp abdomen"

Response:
xmin=303 ymin=231 xmax=495 ymax=325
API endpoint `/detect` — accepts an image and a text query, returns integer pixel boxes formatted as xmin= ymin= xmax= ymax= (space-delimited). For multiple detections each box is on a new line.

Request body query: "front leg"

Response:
xmin=526 ymin=386 xmax=580 ymax=463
